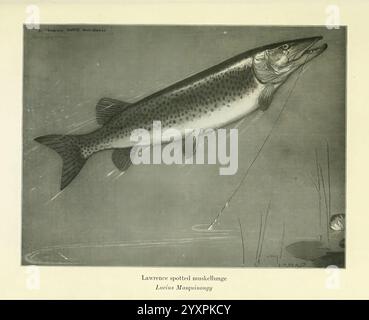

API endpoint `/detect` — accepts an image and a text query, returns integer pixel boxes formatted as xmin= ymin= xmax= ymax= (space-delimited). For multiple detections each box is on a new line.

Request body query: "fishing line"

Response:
xmin=208 ymin=55 xmax=311 ymax=230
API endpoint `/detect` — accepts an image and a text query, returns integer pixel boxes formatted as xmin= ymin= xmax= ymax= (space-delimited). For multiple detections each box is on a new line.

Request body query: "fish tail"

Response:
xmin=34 ymin=134 xmax=87 ymax=190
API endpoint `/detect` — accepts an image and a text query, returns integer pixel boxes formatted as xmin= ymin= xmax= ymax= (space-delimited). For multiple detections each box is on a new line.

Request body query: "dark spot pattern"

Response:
xmin=82 ymin=58 xmax=260 ymax=155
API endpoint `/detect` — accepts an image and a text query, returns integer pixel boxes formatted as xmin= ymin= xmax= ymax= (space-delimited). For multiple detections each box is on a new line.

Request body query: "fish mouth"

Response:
xmin=288 ymin=36 xmax=328 ymax=63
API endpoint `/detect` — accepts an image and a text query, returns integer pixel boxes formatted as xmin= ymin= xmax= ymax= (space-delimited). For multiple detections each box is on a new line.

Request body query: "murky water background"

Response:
xmin=22 ymin=26 xmax=345 ymax=267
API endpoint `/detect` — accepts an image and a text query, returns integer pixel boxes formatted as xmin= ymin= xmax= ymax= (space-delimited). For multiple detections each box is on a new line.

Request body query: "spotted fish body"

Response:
xmin=35 ymin=36 xmax=327 ymax=190
xmin=83 ymin=59 xmax=265 ymax=157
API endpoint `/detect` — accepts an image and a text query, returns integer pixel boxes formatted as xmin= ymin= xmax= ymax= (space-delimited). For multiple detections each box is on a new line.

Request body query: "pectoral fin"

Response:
xmin=258 ymin=85 xmax=275 ymax=111
xmin=112 ymin=148 xmax=132 ymax=171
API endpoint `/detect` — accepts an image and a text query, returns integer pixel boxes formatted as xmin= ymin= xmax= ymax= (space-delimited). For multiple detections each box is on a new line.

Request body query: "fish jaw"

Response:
xmin=253 ymin=36 xmax=327 ymax=85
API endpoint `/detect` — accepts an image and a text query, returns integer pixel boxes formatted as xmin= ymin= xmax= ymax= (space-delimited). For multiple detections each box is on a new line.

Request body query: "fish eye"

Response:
xmin=281 ymin=44 xmax=289 ymax=50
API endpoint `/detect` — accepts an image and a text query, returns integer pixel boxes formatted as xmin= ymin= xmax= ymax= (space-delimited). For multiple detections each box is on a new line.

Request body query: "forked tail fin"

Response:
xmin=34 ymin=134 xmax=87 ymax=190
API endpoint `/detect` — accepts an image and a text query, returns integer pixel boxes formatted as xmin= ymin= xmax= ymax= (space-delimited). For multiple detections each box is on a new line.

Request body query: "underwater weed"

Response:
xmin=237 ymin=217 xmax=245 ymax=266
xmin=278 ymin=221 xmax=286 ymax=267
xmin=255 ymin=213 xmax=263 ymax=266
xmin=255 ymin=201 xmax=271 ymax=266
xmin=314 ymin=148 xmax=322 ymax=241
xmin=311 ymin=143 xmax=332 ymax=245
xmin=326 ymin=141 xmax=332 ymax=241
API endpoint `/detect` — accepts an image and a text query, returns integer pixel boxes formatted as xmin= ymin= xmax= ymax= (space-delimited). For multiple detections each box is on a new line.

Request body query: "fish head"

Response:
xmin=252 ymin=36 xmax=327 ymax=84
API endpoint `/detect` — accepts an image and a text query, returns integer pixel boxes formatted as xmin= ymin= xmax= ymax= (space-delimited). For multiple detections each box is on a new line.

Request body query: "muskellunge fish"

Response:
xmin=35 ymin=36 xmax=327 ymax=190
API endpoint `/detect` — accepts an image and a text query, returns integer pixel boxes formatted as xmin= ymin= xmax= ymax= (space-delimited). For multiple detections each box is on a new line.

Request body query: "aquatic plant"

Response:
xmin=255 ymin=201 xmax=271 ymax=266
xmin=237 ymin=217 xmax=246 ymax=266
xmin=285 ymin=142 xmax=345 ymax=268
xmin=311 ymin=142 xmax=333 ymax=245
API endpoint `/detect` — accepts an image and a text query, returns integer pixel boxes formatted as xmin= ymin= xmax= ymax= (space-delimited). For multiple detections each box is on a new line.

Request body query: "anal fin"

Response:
xmin=112 ymin=148 xmax=132 ymax=171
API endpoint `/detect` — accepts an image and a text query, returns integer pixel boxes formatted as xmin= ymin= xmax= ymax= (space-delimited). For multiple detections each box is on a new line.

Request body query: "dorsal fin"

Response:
xmin=96 ymin=97 xmax=131 ymax=125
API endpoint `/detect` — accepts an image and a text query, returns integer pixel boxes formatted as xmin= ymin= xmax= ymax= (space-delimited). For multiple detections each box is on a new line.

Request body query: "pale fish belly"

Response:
xmin=111 ymin=83 xmax=265 ymax=148
xmin=168 ymin=83 xmax=265 ymax=135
